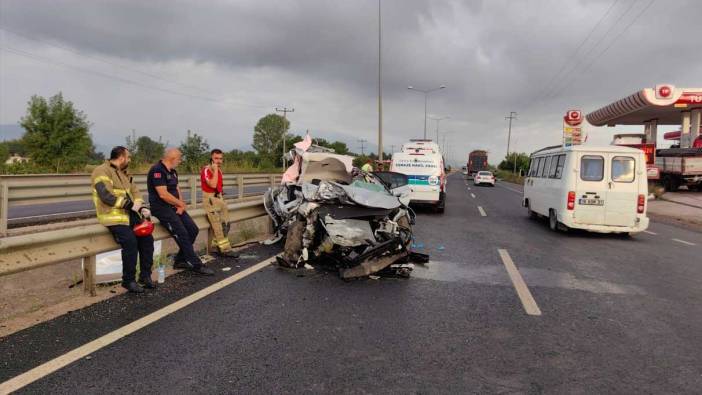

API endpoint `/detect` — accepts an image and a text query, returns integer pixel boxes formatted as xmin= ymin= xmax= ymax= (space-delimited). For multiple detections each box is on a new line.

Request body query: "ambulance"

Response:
xmin=391 ymin=140 xmax=446 ymax=213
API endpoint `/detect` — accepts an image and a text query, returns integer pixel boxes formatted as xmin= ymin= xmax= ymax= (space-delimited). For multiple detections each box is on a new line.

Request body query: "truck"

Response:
xmin=611 ymin=132 xmax=702 ymax=191
xmin=466 ymin=150 xmax=488 ymax=179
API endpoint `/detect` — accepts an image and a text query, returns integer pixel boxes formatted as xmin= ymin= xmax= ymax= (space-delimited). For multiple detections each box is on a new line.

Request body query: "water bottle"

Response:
xmin=157 ymin=264 xmax=165 ymax=284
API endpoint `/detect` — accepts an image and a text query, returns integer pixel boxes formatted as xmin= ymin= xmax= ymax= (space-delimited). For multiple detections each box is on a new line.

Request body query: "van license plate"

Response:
xmin=579 ymin=198 xmax=604 ymax=206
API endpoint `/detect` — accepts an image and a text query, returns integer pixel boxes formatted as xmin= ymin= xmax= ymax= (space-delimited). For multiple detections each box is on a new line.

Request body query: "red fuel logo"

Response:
xmin=564 ymin=110 xmax=582 ymax=126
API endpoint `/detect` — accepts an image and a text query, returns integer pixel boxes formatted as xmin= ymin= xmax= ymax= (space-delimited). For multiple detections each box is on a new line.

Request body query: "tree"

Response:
xmin=0 ymin=143 xmax=9 ymax=164
xmin=87 ymin=144 xmax=105 ymax=163
xmin=252 ymin=114 xmax=289 ymax=167
xmin=20 ymin=93 xmax=93 ymax=172
xmin=498 ymin=152 xmax=530 ymax=175
xmin=3 ymin=139 xmax=27 ymax=156
xmin=179 ymin=130 xmax=209 ymax=173
xmin=134 ymin=136 xmax=165 ymax=164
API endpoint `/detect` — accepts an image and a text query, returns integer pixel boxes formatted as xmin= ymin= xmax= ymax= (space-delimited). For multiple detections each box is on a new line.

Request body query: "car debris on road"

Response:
xmin=263 ymin=134 xmax=428 ymax=279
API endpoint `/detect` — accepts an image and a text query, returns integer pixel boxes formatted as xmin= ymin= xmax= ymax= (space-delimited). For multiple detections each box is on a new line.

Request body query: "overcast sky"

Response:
xmin=1 ymin=0 xmax=701 ymax=165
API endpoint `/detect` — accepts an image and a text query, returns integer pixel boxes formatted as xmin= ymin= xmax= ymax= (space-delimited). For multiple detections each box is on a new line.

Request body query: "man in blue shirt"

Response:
xmin=147 ymin=148 xmax=214 ymax=275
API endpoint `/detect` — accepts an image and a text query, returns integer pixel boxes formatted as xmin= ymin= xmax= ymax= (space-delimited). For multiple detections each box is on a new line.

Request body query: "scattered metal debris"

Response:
xmin=264 ymin=134 xmax=425 ymax=279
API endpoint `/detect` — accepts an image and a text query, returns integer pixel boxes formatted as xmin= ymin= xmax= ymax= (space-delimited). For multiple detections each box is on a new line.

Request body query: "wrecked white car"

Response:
xmin=264 ymin=137 xmax=427 ymax=279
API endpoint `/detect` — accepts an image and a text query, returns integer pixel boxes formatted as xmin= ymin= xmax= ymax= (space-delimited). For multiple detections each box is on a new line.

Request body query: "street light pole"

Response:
xmin=505 ymin=111 xmax=517 ymax=174
xmin=377 ymin=0 xmax=383 ymax=162
xmin=408 ymin=84 xmax=446 ymax=139
xmin=276 ymin=107 xmax=294 ymax=168
xmin=429 ymin=115 xmax=450 ymax=142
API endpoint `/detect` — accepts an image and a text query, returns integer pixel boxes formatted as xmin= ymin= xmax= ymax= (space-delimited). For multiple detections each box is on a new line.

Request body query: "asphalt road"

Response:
xmin=7 ymin=186 xmax=270 ymax=227
xmin=2 ymin=172 xmax=702 ymax=393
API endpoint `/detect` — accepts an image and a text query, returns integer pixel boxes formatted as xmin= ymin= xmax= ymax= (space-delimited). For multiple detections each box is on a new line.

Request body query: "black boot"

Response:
xmin=139 ymin=276 xmax=157 ymax=289
xmin=191 ymin=265 xmax=215 ymax=276
xmin=122 ymin=280 xmax=145 ymax=293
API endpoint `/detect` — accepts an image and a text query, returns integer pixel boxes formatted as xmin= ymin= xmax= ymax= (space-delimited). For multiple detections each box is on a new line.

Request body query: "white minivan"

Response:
xmin=522 ymin=145 xmax=649 ymax=234
xmin=390 ymin=150 xmax=446 ymax=213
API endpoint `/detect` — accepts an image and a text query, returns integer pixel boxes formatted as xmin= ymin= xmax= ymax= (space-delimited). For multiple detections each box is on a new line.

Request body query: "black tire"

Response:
xmin=435 ymin=192 xmax=446 ymax=214
xmin=526 ymin=202 xmax=538 ymax=219
xmin=549 ymin=210 xmax=558 ymax=231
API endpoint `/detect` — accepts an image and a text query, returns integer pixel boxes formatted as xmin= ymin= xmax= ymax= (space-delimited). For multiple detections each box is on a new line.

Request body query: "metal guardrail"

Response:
xmin=0 ymin=173 xmax=282 ymax=235
xmin=0 ymin=199 xmax=270 ymax=295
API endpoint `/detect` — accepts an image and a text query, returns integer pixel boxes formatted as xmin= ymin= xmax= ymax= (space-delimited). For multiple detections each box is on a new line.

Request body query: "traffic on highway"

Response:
xmin=2 ymin=1 xmax=702 ymax=393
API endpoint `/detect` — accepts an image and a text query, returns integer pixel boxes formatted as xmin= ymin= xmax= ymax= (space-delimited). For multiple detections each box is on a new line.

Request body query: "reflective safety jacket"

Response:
xmin=91 ymin=162 xmax=144 ymax=226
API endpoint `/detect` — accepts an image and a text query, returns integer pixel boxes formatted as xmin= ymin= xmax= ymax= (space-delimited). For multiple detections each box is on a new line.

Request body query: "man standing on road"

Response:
xmin=147 ymin=148 xmax=214 ymax=276
xmin=361 ymin=159 xmax=374 ymax=173
xmin=201 ymin=149 xmax=239 ymax=258
xmin=91 ymin=146 xmax=155 ymax=293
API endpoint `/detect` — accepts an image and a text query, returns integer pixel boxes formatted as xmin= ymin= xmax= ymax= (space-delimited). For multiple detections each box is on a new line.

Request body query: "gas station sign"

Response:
xmin=563 ymin=110 xmax=585 ymax=147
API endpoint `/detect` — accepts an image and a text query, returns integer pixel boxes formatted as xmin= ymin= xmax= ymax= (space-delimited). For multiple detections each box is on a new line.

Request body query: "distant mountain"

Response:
xmin=0 ymin=124 xmax=25 ymax=141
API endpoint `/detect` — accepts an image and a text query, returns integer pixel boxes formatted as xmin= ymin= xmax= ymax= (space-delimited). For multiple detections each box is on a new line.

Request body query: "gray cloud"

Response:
xmin=1 ymin=0 xmax=701 ymax=165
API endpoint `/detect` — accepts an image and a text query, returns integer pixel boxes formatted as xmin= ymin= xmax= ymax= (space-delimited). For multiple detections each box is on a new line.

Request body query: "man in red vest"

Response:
xmin=201 ymin=149 xmax=239 ymax=257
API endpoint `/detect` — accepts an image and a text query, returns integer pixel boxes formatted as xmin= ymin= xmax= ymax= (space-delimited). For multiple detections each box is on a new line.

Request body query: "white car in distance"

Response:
xmin=473 ymin=171 xmax=495 ymax=186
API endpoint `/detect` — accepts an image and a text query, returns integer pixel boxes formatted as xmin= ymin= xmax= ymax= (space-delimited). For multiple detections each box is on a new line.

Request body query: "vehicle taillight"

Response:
xmin=567 ymin=191 xmax=575 ymax=210
xmin=637 ymin=194 xmax=645 ymax=213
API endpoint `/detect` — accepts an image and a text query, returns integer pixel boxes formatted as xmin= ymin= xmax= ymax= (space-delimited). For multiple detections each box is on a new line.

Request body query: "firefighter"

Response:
xmin=147 ymin=148 xmax=214 ymax=275
xmin=91 ymin=146 xmax=155 ymax=293
xmin=361 ymin=158 xmax=374 ymax=173
xmin=201 ymin=149 xmax=239 ymax=257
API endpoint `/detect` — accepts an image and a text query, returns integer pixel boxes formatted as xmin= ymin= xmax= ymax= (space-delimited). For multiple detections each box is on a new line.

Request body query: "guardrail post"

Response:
xmin=189 ymin=175 xmax=198 ymax=209
xmin=237 ymin=175 xmax=244 ymax=199
xmin=0 ymin=181 xmax=8 ymax=237
xmin=269 ymin=175 xmax=276 ymax=187
xmin=83 ymin=255 xmax=97 ymax=296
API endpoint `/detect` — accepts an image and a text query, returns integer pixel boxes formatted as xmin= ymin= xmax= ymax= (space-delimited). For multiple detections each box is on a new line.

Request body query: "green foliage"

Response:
xmin=2 ymin=139 xmax=27 ymax=156
xmin=20 ymin=93 xmax=94 ymax=172
xmin=313 ymin=137 xmax=350 ymax=155
xmin=498 ymin=152 xmax=530 ymax=175
xmin=0 ymin=143 xmax=9 ymax=164
xmin=252 ymin=114 xmax=289 ymax=167
xmin=179 ymin=130 xmax=210 ymax=173
xmin=133 ymin=136 xmax=165 ymax=164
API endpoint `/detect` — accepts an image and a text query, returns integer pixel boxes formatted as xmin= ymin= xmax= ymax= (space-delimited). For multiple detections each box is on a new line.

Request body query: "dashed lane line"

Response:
xmin=643 ymin=230 xmax=657 ymax=235
xmin=0 ymin=257 xmax=276 ymax=394
xmin=498 ymin=249 xmax=542 ymax=316
xmin=470 ymin=193 xmax=476 ymax=199
xmin=672 ymin=238 xmax=697 ymax=246
xmin=478 ymin=206 xmax=487 ymax=216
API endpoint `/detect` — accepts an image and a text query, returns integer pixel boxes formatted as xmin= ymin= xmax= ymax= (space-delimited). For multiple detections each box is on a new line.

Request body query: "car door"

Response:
xmin=573 ymin=153 xmax=608 ymax=225
xmin=605 ymin=155 xmax=638 ymax=227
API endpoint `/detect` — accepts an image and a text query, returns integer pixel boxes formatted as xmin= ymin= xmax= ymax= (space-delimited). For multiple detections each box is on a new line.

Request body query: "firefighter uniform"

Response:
xmin=200 ymin=165 xmax=233 ymax=253
xmin=147 ymin=160 xmax=204 ymax=269
xmin=91 ymin=162 xmax=154 ymax=285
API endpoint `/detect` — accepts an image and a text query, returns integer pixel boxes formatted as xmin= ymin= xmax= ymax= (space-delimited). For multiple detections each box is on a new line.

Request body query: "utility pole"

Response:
xmin=377 ymin=0 xmax=383 ymax=162
xmin=275 ymin=107 xmax=294 ymax=168
xmin=358 ymin=139 xmax=368 ymax=156
xmin=429 ymin=115 xmax=450 ymax=142
xmin=390 ymin=144 xmax=395 ymax=154
xmin=505 ymin=111 xmax=517 ymax=174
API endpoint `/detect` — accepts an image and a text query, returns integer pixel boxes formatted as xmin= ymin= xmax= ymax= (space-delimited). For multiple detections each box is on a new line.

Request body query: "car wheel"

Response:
xmin=527 ymin=202 xmax=538 ymax=219
xmin=549 ymin=210 xmax=558 ymax=231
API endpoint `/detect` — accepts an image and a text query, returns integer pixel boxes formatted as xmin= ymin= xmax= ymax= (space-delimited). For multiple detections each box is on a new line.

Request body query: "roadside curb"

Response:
xmin=658 ymin=196 xmax=702 ymax=210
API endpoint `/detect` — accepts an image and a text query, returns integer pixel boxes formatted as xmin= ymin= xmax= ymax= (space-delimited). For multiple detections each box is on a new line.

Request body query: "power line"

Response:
xmin=533 ymin=0 xmax=621 ymax=103
xmin=542 ymin=0 xmax=640 ymax=100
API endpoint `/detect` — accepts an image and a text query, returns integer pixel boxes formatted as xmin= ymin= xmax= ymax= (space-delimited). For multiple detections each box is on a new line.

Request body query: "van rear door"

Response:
xmin=573 ymin=154 xmax=608 ymax=225
xmin=604 ymin=154 xmax=639 ymax=227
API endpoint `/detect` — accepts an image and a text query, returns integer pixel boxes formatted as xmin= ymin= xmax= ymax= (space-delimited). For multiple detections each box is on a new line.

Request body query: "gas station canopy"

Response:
xmin=586 ymin=85 xmax=702 ymax=126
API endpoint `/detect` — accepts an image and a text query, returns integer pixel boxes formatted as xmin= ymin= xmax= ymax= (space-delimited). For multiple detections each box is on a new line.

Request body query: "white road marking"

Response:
xmin=0 ymin=257 xmax=276 ymax=394
xmin=643 ymin=230 xmax=657 ymax=235
xmin=470 ymin=193 xmax=476 ymax=198
xmin=496 ymin=183 xmax=523 ymax=194
xmin=672 ymin=238 xmax=696 ymax=246
xmin=478 ymin=206 xmax=487 ymax=216
xmin=467 ymin=187 xmax=471 ymax=190
xmin=498 ymin=249 xmax=542 ymax=316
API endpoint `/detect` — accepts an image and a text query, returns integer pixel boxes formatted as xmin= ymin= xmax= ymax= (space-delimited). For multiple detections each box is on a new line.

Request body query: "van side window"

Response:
xmin=548 ymin=155 xmax=560 ymax=178
xmin=554 ymin=155 xmax=566 ymax=179
xmin=528 ymin=158 xmax=536 ymax=177
xmin=612 ymin=156 xmax=635 ymax=182
xmin=540 ymin=156 xmax=552 ymax=177
xmin=580 ymin=155 xmax=604 ymax=181
xmin=536 ymin=157 xmax=546 ymax=178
